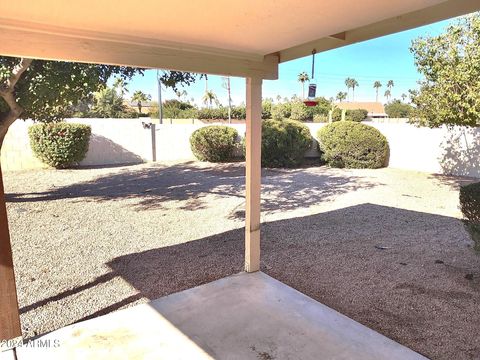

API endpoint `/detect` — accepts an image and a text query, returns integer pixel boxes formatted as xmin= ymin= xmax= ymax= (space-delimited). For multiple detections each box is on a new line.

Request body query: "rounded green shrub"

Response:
xmin=460 ymin=182 xmax=480 ymax=253
xmin=190 ymin=125 xmax=239 ymax=162
xmin=346 ymin=109 xmax=368 ymax=122
xmin=29 ymin=122 xmax=91 ymax=168
xmin=261 ymin=119 xmax=312 ymax=168
xmin=460 ymin=183 xmax=480 ymax=223
xmin=317 ymin=121 xmax=389 ymax=169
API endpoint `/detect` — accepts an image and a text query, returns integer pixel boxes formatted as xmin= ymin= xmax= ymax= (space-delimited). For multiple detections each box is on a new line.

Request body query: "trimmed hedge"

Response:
xmin=460 ymin=182 xmax=480 ymax=252
xmin=332 ymin=108 xmax=368 ymax=122
xmin=29 ymin=122 xmax=91 ymax=168
xmin=318 ymin=121 xmax=389 ymax=169
xmin=261 ymin=119 xmax=312 ymax=168
xmin=460 ymin=183 xmax=480 ymax=223
xmin=190 ymin=125 xmax=239 ymax=162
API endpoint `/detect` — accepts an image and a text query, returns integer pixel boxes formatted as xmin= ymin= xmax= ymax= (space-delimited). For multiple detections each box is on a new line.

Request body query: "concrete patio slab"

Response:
xmin=16 ymin=272 xmax=427 ymax=360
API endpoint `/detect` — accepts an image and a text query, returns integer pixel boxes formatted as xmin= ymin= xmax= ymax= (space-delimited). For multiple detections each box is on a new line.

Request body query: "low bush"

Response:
xmin=460 ymin=183 xmax=480 ymax=223
xmin=29 ymin=122 xmax=91 ymax=168
xmin=385 ymin=100 xmax=414 ymax=118
xmin=271 ymin=102 xmax=292 ymax=120
xmin=460 ymin=182 xmax=480 ymax=252
xmin=313 ymin=114 xmax=328 ymax=123
xmin=317 ymin=121 xmax=389 ymax=169
xmin=346 ymin=109 xmax=368 ymax=122
xmin=190 ymin=125 xmax=239 ymax=162
xmin=260 ymin=119 xmax=312 ymax=167
xmin=331 ymin=108 xmax=367 ymax=122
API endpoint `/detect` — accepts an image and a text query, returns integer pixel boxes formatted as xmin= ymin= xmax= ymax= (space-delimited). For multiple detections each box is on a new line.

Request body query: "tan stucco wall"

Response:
xmin=2 ymin=118 xmax=479 ymax=178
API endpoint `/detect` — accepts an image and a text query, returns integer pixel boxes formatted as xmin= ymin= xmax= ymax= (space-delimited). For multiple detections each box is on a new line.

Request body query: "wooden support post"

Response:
xmin=0 ymin=165 xmax=21 ymax=342
xmin=245 ymin=77 xmax=262 ymax=272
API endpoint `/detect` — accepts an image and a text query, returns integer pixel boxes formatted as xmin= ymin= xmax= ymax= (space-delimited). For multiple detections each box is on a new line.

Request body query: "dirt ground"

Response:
xmin=4 ymin=161 xmax=480 ymax=360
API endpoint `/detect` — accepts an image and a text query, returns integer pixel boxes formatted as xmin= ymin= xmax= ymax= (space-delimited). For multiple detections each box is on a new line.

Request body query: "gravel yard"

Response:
xmin=4 ymin=161 xmax=480 ymax=360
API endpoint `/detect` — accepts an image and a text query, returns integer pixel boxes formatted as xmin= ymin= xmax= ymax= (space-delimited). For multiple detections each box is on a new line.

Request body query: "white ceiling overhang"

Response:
xmin=0 ymin=0 xmax=478 ymax=79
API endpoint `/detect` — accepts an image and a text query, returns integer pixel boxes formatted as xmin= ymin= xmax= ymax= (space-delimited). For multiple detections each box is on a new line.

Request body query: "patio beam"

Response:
xmin=275 ymin=0 xmax=480 ymax=63
xmin=244 ymin=77 xmax=262 ymax=273
xmin=0 ymin=19 xmax=278 ymax=80
xmin=0 ymin=165 xmax=21 ymax=342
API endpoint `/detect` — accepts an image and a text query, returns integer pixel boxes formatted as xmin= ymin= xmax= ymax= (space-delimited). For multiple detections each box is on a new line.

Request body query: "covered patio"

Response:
xmin=1 ymin=1 xmax=479 ymax=359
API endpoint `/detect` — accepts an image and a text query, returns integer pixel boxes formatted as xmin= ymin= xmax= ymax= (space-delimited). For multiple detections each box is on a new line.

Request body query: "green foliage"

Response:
xmin=318 ymin=121 xmax=389 ymax=169
xmin=271 ymin=102 xmax=292 ymax=120
xmin=460 ymin=182 xmax=480 ymax=252
xmin=385 ymin=100 xmax=414 ymax=118
xmin=331 ymin=108 xmax=367 ymax=122
xmin=313 ymin=114 xmax=328 ymax=123
xmin=260 ymin=119 xmax=312 ymax=168
xmin=231 ymin=105 xmax=246 ymax=120
xmin=88 ymin=87 xmax=136 ymax=118
xmin=131 ymin=90 xmax=151 ymax=113
xmin=262 ymin=99 xmax=273 ymax=119
xmin=460 ymin=183 xmax=480 ymax=223
xmin=290 ymin=101 xmax=312 ymax=121
xmin=190 ymin=126 xmax=239 ymax=162
xmin=409 ymin=14 xmax=480 ymax=127
xmin=0 ymin=56 xmax=142 ymax=122
xmin=346 ymin=109 xmax=368 ymax=122
xmin=28 ymin=123 xmax=91 ymax=168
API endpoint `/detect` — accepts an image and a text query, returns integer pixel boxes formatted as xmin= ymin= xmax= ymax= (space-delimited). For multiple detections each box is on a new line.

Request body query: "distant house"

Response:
xmin=336 ymin=102 xmax=388 ymax=119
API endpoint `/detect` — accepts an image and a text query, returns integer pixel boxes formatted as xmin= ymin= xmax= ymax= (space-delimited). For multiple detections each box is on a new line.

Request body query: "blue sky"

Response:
xmin=120 ymin=18 xmax=453 ymax=106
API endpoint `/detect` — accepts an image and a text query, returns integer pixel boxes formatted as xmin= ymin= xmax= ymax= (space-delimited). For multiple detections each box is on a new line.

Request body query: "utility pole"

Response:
xmin=156 ymin=69 xmax=163 ymax=124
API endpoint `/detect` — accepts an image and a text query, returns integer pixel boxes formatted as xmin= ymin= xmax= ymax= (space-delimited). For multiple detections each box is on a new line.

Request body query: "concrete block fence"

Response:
xmin=1 ymin=118 xmax=479 ymax=178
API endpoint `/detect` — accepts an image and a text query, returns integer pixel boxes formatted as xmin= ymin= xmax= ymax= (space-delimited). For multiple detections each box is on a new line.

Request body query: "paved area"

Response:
xmin=3 ymin=161 xmax=480 ymax=359
xmin=16 ymin=272 xmax=426 ymax=360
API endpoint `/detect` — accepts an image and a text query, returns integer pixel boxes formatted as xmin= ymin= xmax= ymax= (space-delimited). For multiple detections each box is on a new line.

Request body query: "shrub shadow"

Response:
xmin=5 ymin=162 xmax=379 ymax=213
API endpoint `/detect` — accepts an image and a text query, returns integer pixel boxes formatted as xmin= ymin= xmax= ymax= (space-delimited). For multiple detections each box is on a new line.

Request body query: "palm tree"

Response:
xmin=131 ymin=90 xmax=151 ymax=114
xmin=373 ymin=81 xmax=382 ymax=102
xmin=387 ymin=80 xmax=394 ymax=98
xmin=384 ymin=89 xmax=391 ymax=102
xmin=202 ymin=90 xmax=218 ymax=108
xmin=113 ymin=77 xmax=128 ymax=97
xmin=401 ymin=93 xmax=407 ymax=102
xmin=345 ymin=77 xmax=353 ymax=100
xmin=298 ymin=72 xmax=310 ymax=99
xmin=351 ymin=79 xmax=359 ymax=101
xmin=336 ymin=91 xmax=347 ymax=102
xmin=222 ymin=77 xmax=233 ymax=123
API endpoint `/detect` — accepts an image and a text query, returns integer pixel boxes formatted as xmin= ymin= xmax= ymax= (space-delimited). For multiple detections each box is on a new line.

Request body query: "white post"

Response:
xmin=245 ymin=77 xmax=262 ymax=272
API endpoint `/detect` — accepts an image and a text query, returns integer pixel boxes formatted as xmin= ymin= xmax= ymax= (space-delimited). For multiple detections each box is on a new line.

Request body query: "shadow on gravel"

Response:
xmin=106 ymin=204 xmax=479 ymax=360
xmin=20 ymin=204 xmax=480 ymax=359
xmin=5 ymin=162 xmax=379 ymax=213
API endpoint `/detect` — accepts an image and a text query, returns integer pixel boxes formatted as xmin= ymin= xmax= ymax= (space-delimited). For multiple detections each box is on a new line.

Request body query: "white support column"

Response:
xmin=245 ymin=77 xmax=262 ymax=272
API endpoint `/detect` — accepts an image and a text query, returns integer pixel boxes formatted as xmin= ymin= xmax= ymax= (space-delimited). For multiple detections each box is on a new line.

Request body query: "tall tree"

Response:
xmin=336 ymin=91 xmax=347 ymax=102
xmin=410 ymin=14 xmax=480 ymax=127
xmin=401 ymin=93 xmax=408 ymax=102
xmin=0 ymin=57 xmax=199 ymax=147
xmin=113 ymin=77 xmax=128 ymax=97
xmin=0 ymin=57 xmax=143 ymax=147
xmin=384 ymin=89 xmax=391 ymax=101
xmin=202 ymin=90 xmax=218 ymax=108
xmin=222 ymin=77 xmax=232 ymax=123
xmin=373 ymin=81 xmax=382 ymax=102
xmin=344 ymin=77 xmax=353 ymax=100
xmin=387 ymin=80 xmax=394 ymax=98
xmin=131 ymin=90 xmax=151 ymax=114
xmin=297 ymin=72 xmax=310 ymax=99
xmin=351 ymin=79 xmax=359 ymax=101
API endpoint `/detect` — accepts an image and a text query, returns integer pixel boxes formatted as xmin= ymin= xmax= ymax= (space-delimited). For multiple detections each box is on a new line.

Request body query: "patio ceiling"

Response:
xmin=0 ymin=0 xmax=479 ymax=79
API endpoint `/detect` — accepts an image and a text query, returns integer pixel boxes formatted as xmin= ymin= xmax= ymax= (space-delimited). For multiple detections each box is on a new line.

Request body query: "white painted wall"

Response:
xmin=1 ymin=118 xmax=479 ymax=178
